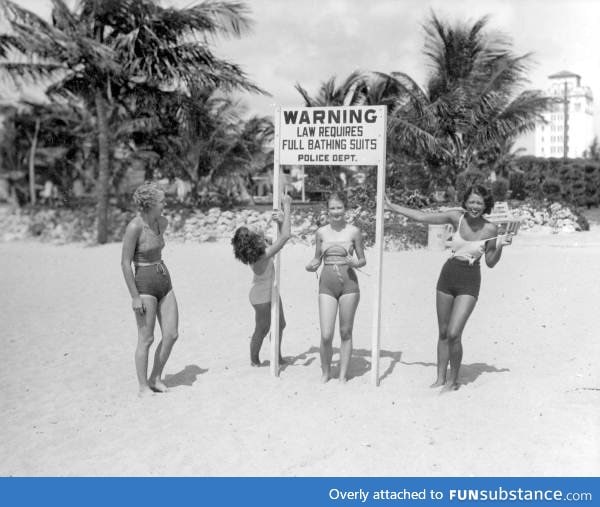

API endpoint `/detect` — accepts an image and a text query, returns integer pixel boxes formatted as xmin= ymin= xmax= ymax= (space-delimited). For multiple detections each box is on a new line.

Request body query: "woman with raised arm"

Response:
xmin=232 ymin=194 xmax=293 ymax=367
xmin=385 ymin=185 xmax=513 ymax=391
xmin=121 ymin=182 xmax=179 ymax=396
xmin=306 ymin=192 xmax=366 ymax=383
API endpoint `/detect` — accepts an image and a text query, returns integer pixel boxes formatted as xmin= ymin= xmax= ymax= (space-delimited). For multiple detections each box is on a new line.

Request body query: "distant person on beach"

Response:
xmin=231 ymin=194 xmax=293 ymax=367
xmin=121 ymin=182 xmax=179 ymax=396
xmin=385 ymin=185 xmax=513 ymax=391
xmin=306 ymin=192 xmax=366 ymax=383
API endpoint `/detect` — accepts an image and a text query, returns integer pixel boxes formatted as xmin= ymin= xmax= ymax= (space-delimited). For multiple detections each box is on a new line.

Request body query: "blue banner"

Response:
xmin=1 ymin=477 xmax=598 ymax=506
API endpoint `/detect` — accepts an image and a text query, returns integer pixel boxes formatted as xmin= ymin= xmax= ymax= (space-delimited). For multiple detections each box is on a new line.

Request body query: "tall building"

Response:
xmin=515 ymin=71 xmax=595 ymax=158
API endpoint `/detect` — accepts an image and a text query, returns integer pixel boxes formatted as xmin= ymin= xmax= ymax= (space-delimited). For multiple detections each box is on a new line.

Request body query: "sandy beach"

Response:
xmin=1 ymin=231 xmax=599 ymax=476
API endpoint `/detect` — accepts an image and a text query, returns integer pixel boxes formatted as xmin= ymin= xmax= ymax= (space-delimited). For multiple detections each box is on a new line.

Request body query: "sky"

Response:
xmin=5 ymin=0 xmax=600 ymax=137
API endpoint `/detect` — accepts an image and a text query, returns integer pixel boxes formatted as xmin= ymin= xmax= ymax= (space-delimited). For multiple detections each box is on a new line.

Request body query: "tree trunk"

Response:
xmin=28 ymin=119 xmax=40 ymax=205
xmin=95 ymin=89 xmax=110 ymax=244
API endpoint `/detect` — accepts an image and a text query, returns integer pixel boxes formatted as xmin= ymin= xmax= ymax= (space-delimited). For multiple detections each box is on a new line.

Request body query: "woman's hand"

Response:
xmin=305 ymin=258 xmax=321 ymax=272
xmin=346 ymin=256 xmax=358 ymax=268
xmin=132 ymin=296 xmax=145 ymax=315
xmin=496 ymin=233 xmax=514 ymax=249
xmin=272 ymin=210 xmax=284 ymax=224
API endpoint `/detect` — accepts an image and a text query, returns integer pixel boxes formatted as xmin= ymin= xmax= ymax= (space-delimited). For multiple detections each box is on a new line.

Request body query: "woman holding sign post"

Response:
xmin=306 ymin=192 xmax=366 ymax=383
xmin=385 ymin=185 xmax=513 ymax=391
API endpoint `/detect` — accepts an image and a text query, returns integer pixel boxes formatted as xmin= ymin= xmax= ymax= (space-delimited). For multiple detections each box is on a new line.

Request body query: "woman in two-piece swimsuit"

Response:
xmin=385 ymin=185 xmax=513 ymax=391
xmin=306 ymin=192 xmax=366 ymax=383
xmin=121 ymin=183 xmax=179 ymax=396
xmin=232 ymin=194 xmax=292 ymax=367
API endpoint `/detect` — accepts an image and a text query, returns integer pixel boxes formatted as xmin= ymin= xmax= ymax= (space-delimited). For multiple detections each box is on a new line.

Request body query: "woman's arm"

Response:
xmin=120 ymin=219 xmax=144 ymax=314
xmin=306 ymin=228 xmax=323 ymax=271
xmin=349 ymin=226 xmax=366 ymax=269
xmin=385 ymin=193 xmax=458 ymax=226
xmin=264 ymin=194 xmax=292 ymax=259
xmin=484 ymin=224 xmax=512 ymax=268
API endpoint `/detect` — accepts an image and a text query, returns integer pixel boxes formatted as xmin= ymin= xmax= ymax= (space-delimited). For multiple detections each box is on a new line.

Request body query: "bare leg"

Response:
xmin=135 ymin=296 xmax=158 ymax=396
xmin=433 ymin=291 xmax=454 ymax=387
xmin=149 ymin=291 xmax=179 ymax=392
xmin=250 ymin=298 xmax=286 ymax=367
xmin=338 ymin=292 xmax=360 ymax=383
xmin=278 ymin=301 xmax=287 ymax=364
xmin=250 ymin=302 xmax=271 ymax=366
xmin=442 ymin=295 xmax=477 ymax=391
xmin=318 ymin=294 xmax=338 ymax=383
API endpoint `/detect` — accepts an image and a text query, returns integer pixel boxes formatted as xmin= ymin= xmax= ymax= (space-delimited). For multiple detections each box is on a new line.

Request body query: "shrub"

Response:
xmin=491 ymin=177 xmax=509 ymax=201
xmin=541 ymin=177 xmax=562 ymax=200
xmin=508 ymin=171 xmax=526 ymax=200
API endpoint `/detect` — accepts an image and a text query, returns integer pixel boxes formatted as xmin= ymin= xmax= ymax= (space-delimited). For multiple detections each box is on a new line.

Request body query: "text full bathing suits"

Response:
xmin=318 ymin=240 xmax=360 ymax=299
xmin=134 ymin=220 xmax=173 ymax=301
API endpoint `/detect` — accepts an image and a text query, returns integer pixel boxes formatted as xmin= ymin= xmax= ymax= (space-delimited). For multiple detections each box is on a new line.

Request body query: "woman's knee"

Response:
xmin=446 ymin=329 xmax=461 ymax=343
xmin=164 ymin=331 xmax=179 ymax=344
xmin=321 ymin=332 xmax=334 ymax=344
xmin=340 ymin=325 xmax=353 ymax=341
xmin=137 ymin=332 xmax=154 ymax=348
xmin=438 ymin=327 xmax=448 ymax=341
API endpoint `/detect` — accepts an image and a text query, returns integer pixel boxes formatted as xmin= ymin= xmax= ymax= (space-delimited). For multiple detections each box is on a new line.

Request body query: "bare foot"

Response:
xmin=339 ymin=376 xmax=348 ymax=384
xmin=251 ymin=360 xmax=262 ymax=367
xmin=320 ymin=372 xmax=330 ymax=383
xmin=149 ymin=378 xmax=169 ymax=393
xmin=430 ymin=379 xmax=446 ymax=388
xmin=441 ymin=382 xmax=460 ymax=393
xmin=138 ymin=386 xmax=154 ymax=397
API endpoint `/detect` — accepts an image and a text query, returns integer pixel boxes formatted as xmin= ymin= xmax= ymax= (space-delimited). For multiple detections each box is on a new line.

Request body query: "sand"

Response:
xmin=1 ymin=230 xmax=598 ymax=476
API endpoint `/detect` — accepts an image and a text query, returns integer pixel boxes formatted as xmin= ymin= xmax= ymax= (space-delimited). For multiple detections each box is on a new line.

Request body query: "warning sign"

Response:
xmin=277 ymin=105 xmax=386 ymax=165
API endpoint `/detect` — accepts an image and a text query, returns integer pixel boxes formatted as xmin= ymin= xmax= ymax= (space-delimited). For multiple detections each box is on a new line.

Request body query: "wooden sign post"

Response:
xmin=273 ymin=105 xmax=387 ymax=385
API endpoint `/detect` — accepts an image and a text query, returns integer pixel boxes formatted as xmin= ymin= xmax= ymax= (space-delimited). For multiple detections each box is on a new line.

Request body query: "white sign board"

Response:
xmin=272 ymin=105 xmax=388 ymax=386
xmin=278 ymin=106 xmax=386 ymax=166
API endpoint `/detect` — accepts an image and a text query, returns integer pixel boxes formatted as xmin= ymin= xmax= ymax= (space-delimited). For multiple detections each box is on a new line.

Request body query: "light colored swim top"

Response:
xmin=321 ymin=240 xmax=354 ymax=264
xmin=450 ymin=215 xmax=495 ymax=265
xmin=249 ymin=257 xmax=274 ymax=305
xmin=133 ymin=219 xmax=165 ymax=264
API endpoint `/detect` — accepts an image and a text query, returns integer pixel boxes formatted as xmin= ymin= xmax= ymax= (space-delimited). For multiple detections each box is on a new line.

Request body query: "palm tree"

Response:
xmin=377 ymin=13 xmax=553 ymax=182
xmin=585 ymin=137 xmax=600 ymax=161
xmin=0 ymin=0 xmax=261 ymax=242
xmin=295 ymin=71 xmax=366 ymax=107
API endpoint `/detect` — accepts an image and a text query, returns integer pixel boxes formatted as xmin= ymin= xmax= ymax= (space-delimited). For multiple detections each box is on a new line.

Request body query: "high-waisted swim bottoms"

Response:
xmin=436 ymin=257 xmax=481 ymax=299
xmin=319 ymin=264 xmax=360 ymax=299
xmin=135 ymin=262 xmax=173 ymax=301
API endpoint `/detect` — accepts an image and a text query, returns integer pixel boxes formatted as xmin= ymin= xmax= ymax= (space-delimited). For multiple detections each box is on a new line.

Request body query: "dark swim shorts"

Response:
xmin=135 ymin=262 xmax=173 ymax=301
xmin=436 ymin=257 xmax=481 ymax=299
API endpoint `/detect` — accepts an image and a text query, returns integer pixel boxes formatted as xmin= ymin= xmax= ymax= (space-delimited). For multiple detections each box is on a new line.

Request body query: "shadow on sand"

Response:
xmin=164 ymin=365 xmax=208 ymax=388
xmin=274 ymin=346 xmax=402 ymax=381
xmin=260 ymin=346 xmax=509 ymax=386
xmin=400 ymin=360 xmax=510 ymax=386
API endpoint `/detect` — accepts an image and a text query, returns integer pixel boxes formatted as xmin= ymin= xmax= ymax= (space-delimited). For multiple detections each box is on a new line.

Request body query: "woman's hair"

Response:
xmin=326 ymin=191 xmax=348 ymax=209
xmin=231 ymin=226 xmax=266 ymax=265
xmin=133 ymin=182 xmax=164 ymax=211
xmin=462 ymin=184 xmax=494 ymax=215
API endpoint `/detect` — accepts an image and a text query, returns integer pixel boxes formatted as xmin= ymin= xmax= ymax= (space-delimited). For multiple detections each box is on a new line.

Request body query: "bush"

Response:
xmin=508 ymin=171 xmax=526 ymax=200
xmin=510 ymin=157 xmax=600 ymax=207
xmin=491 ymin=177 xmax=509 ymax=201
xmin=541 ymin=177 xmax=562 ymax=200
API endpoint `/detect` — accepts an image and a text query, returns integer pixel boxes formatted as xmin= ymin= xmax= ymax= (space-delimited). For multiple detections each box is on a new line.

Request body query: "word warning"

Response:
xmin=278 ymin=106 xmax=386 ymax=165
